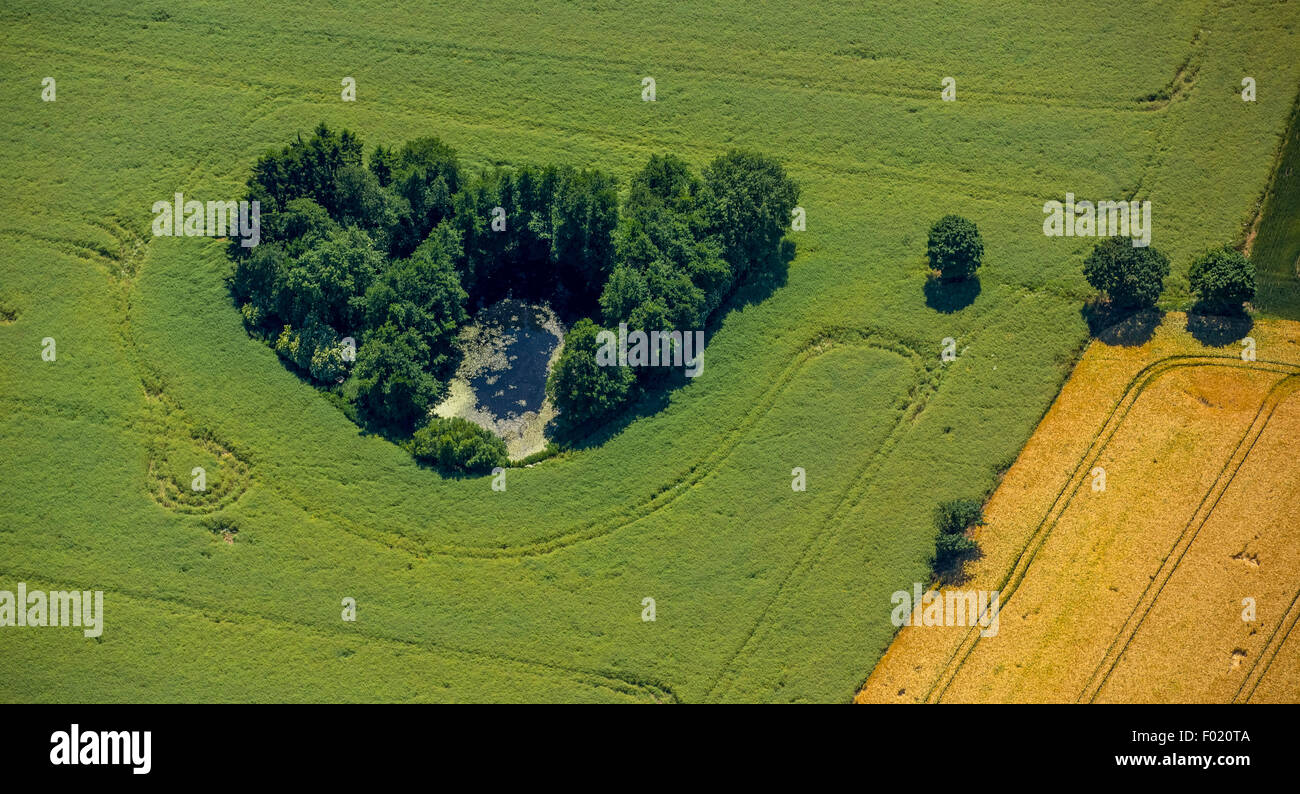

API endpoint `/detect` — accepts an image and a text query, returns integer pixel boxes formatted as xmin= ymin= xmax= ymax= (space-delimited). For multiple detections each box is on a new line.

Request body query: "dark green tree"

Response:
xmin=935 ymin=498 xmax=984 ymax=535
xmin=278 ymin=226 xmax=384 ymax=330
xmin=230 ymin=242 xmax=288 ymax=326
xmin=389 ymin=136 xmax=462 ymax=257
xmin=334 ymin=163 xmax=405 ymax=250
xmin=354 ymin=323 xmax=442 ymax=434
xmin=601 ymin=155 xmax=726 ymax=337
xmin=933 ymin=532 xmax=980 ymax=571
xmin=362 ymin=223 xmax=468 ymax=377
xmin=703 ymin=150 xmax=800 ymax=279
xmin=926 ymin=215 xmax=985 ymax=281
xmin=551 ymin=167 xmax=619 ymax=312
xmin=244 ymin=122 xmax=364 ymax=222
xmin=931 ymin=498 xmax=984 ymax=577
xmin=267 ymin=197 xmax=340 ymax=255
xmin=1188 ymin=246 xmax=1255 ymax=313
xmin=1082 ymin=236 xmax=1170 ymax=310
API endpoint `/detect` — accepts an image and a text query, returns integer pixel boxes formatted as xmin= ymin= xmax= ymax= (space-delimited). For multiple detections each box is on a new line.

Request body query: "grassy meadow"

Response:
xmin=2 ymin=1 xmax=1298 ymax=702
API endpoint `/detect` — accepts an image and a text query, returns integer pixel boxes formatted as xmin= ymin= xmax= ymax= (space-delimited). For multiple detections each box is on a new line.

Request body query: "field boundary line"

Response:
xmin=923 ymin=355 xmax=1300 ymax=702
xmin=704 ymin=291 xmax=1033 ymax=701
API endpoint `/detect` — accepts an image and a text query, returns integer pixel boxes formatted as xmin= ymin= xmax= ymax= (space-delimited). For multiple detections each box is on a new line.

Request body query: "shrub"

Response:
xmin=1188 ymin=246 xmax=1255 ymax=312
xmin=933 ymin=532 xmax=980 ymax=571
xmin=935 ymin=498 xmax=983 ymax=535
xmin=410 ymin=417 xmax=508 ymax=474
xmin=926 ymin=215 xmax=984 ymax=280
xmin=1082 ymin=236 xmax=1170 ymax=310
xmin=930 ymin=498 xmax=983 ymax=578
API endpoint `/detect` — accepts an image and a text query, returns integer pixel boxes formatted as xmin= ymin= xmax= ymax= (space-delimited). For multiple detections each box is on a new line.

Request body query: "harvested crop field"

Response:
xmin=858 ymin=313 xmax=1300 ymax=703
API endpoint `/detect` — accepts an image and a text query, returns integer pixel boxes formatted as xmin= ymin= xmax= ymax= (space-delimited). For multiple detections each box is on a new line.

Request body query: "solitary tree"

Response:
xmin=1082 ymin=237 xmax=1170 ymax=310
xmin=926 ymin=215 xmax=984 ymax=281
xmin=931 ymin=498 xmax=983 ymax=578
xmin=1188 ymin=246 xmax=1255 ymax=313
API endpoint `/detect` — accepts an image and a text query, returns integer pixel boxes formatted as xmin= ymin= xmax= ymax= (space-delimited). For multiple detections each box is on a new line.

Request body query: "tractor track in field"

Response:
xmin=4 ymin=223 xmax=1042 ymax=701
xmin=704 ymin=290 xmax=1035 ymax=701
xmin=919 ymin=355 xmax=1300 ymax=703
xmin=21 ymin=32 xmax=1140 ymax=208
xmin=0 ymin=564 xmax=679 ymax=703
xmin=274 ymin=324 xmax=933 ymax=560
xmin=1236 ymin=580 xmax=1300 ymax=703
xmin=23 ymin=12 xmax=1163 ymax=116
xmin=1 ymin=216 xmax=678 ymax=701
xmin=1080 ymin=375 xmax=1300 ymax=702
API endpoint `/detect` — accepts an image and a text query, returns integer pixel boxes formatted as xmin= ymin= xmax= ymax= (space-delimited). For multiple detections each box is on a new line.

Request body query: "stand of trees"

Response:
xmin=229 ymin=123 xmax=797 ymax=455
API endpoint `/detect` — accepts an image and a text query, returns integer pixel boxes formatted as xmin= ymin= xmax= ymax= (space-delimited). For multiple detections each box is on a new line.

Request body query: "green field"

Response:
xmin=2 ymin=1 xmax=1298 ymax=702
xmin=1252 ymin=86 xmax=1300 ymax=318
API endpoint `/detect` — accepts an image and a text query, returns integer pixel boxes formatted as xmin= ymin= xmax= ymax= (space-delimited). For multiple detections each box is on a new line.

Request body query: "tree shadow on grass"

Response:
xmin=1185 ymin=305 xmax=1254 ymax=348
xmin=923 ymin=274 xmax=980 ymax=313
xmin=1081 ymin=301 xmax=1163 ymax=347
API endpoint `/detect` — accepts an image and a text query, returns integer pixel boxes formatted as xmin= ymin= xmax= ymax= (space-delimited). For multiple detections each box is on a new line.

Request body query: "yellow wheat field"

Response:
xmin=858 ymin=313 xmax=1300 ymax=704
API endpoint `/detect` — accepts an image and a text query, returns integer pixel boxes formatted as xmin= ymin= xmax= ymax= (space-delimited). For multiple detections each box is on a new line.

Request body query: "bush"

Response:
xmin=926 ymin=215 xmax=984 ymax=281
xmin=933 ymin=532 xmax=980 ymax=570
xmin=410 ymin=417 xmax=508 ymax=474
xmin=1082 ymin=236 xmax=1170 ymax=310
xmin=934 ymin=498 xmax=983 ymax=535
xmin=1188 ymin=246 xmax=1255 ymax=312
xmin=930 ymin=498 xmax=983 ymax=577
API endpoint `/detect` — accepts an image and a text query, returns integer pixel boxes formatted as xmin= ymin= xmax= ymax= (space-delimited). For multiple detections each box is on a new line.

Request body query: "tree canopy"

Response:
xmin=926 ymin=215 xmax=984 ymax=281
xmin=1082 ymin=237 xmax=1170 ymax=310
xmin=1188 ymin=246 xmax=1256 ymax=313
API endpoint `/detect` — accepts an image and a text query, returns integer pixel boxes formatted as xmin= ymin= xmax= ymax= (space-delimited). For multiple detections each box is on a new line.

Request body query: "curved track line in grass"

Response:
xmin=923 ymin=355 xmax=1300 ymax=703
xmin=2 ymin=213 xmax=933 ymax=558
xmin=704 ymin=292 xmax=1034 ymax=701
xmin=274 ymin=326 xmax=931 ymax=559
xmin=1 ymin=222 xmax=259 ymax=517
xmin=1081 ymin=374 xmax=1300 ymax=702
xmin=0 ymin=565 xmax=677 ymax=704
